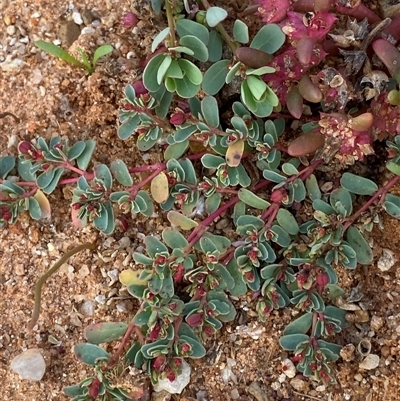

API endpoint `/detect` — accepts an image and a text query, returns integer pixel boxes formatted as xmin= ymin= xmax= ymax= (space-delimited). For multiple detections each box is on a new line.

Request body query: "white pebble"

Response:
xmin=72 ymin=11 xmax=83 ymax=25
xmin=153 ymin=360 xmax=191 ymax=394
xmin=80 ymin=300 xmax=95 ymax=316
xmin=11 ymin=349 xmax=46 ymax=381
xmin=6 ymin=25 xmax=16 ymax=35
xmin=81 ymin=27 xmax=95 ymax=35
xmin=95 ymin=294 xmax=106 ymax=305
xmin=32 ymin=69 xmax=43 ymax=85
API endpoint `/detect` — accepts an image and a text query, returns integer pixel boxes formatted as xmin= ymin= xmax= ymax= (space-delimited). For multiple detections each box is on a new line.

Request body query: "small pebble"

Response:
xmin=230 ymin=388 xmax=240 ymax=400
xmin=153 ymin=360 xmax=191 ymax=394
xmin=95 ymin=294 xmax=106 ymax=305
xmin=11 ymin=348 xmax=46 ymax=381
xmin=6 ymin=25 xmax=16 ymax=35
xmin=81 ymin=300 xmax=95 ymax=316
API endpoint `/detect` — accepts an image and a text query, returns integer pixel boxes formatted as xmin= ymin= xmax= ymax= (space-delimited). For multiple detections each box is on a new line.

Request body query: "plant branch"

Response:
xmin=27 ymin=242 xmax=96 ymax=331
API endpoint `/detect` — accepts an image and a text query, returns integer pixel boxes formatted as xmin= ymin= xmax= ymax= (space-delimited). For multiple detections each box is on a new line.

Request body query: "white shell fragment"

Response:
xmin=359 ymin=354 xmax=380 ymax=370
xmin=10 ymin=348 xmax=46 ymax=381
xmin=153 ymin=360 xmax=191 ymax=394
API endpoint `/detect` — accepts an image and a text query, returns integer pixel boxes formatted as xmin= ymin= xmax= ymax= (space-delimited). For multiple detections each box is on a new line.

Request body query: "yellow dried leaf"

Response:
xmin=150 ymin=172 xmax=169 ymax=203
xmin=119 ymin=269 xmax=148 ymax=286
xmin=226 ymin=139 xmax=244 ymax=167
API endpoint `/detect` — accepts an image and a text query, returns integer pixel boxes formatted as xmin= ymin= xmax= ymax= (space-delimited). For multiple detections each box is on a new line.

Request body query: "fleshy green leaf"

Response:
xmin=74 ymin=343 xmax=109 ymax=366
xmin=35 ymin=40 xmax=84 ymax=68
xmin=233 ymin=20 xmax=249 ymax=44
xmin=0 ymin=156 xmax=15 ymax=179
xmin=151 ymin=27 xmax=170 ymax=52
xmin=110 ymin=159 xmax=133 ymax=186
xmin=279 ymin=333 xmax=309 ymax=350
xmin=92 ymin=44 xmax=113 ymax=68
xmin=346 ymin=226 xmax=373 ymax=265
xmin=340 ymin=172 xmax=378 ymax=195
xmin=250 ymin=24 xmax=286 ymax=54
xmin=206 ymin=6 xmax=228 ymax=27
xmin=76 ymin=140 xmax=96 ymax=170
xmin=276 ymin=208 xmax=299 ymax=235
xmin=179 ymin=35 xmax=209 ymax=62
xmin=85 ymin=322 xmax=128 ymax=344
xmin=176 ymin=19 xmax=210 ymax=45
xmin=202 ymin=59 xmax=230 ymax=96
xmin=238 ymin=188 xmax=270 ymax=209
xmin=201 ymin=96 xmax=219 ymax=128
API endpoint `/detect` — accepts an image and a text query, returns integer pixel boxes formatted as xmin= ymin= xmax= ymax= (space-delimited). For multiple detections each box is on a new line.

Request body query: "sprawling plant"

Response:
xmin=2 ymin=0 xmax=400 ymax=398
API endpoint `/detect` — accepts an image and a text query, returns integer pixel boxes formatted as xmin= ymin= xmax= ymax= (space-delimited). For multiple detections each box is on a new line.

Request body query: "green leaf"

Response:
xmin=94 ymin=204 xmax=109 ymax=232
xmin=383 ymin=193 xmax=400 ymax=218
xmin=94 ymin=164 xmax=113 ymax=190
xmin=110 ymin=159 xmax=133 ymax=186
xmin=238 ymin=188 xmax=270 ymax=209
xmin=176 ymin=19 xmax=210 ymax=45
xmin=35 ymin=40 xmax=84 ymax=68
xmin=143 ymin=53 xmax=165 ymax=92
xmin=250 ymin=24 xmax=286 ymax=54
xmin=279 ymin=333 xmax=309 ymax=350
xmin=0 ymin=156 xmax=15 ymax=179
xmin=206 ymin=6 xmax=228 ymax=27
xmin=340 ymin=172 xmax=378 ymax=195
xmin=246 ymin=75 xmax=267 ymax=101
xmin=85 ymin=322 xmax=128 ymax=344
xmin=92 ymin=44 xmax=113 ymax=68
xmin=305 ymin=174 xmax=321 ymax=200
xmin=152 ymin=27 xmax=170 ymax=52
xmin=179 ymin=35 xmax=208 ymax=62
xmin=283 ymin=312 xmax=313 ymax=335
xmin=18 ymin=160 xmax=36 ymax=181
xmin=74 ymin=343 xmax=109 ymax=366
xmin=226 ymin=61 xmax=241 ymax=84
xmin=202 ymin=59 xmax=230 ymax=96
xmin=28 ymin=196 xmax=42 ymax=220
xmin=76 ymin=140 xmax=96 ymax=170
xmin=67 ymin=141 xmax=86 ymax=161
xmin=178 ymin=58 xmax=203 ymax=85
xmin=201 ymin=96 xmax=219 ymax=128
xmin=387 ymin=160 xmax=400 ymax=176
xmin=205 ymin=193 xmax=222 ymax=214
xmin=63 ymin=385 xmax=85 ymax=397
xmin=246 ymin=66 xmax=276 ymax=76
xmin=330 ymin=187 xmax=353 ymax=217
xmin=102 ymin=201 xmax=115 ymax=235
xmin=270 ymin=225 xmax=291 ymax=247
xmin=346 ymin=226 xmax=373 ymax=265
xmin=162 ymin=227 xmax=189 ymax=249
xmin=262 ymin=169 xmax=286 ymax=183
xmin=201 ymin=154 xmax=225 ymax=168
xmin=277 ymin=208 xmax=299 ymax=235
xmin=164 ymin=140 xmax=189 ymax=160
xmin=208 ymin=30 xmax=222 ymax=62
xmin=157 ymin=54 xmax=172 ymax=85
xmin=145 ymin=235 xmax=168 ymax=258
xmin=77 ymin=48 xmax=91 ymax=71
xmin=165 ymin=58 xmax=184 ymax=79
xmin=233 ymin=20 xmax=249 ymax=43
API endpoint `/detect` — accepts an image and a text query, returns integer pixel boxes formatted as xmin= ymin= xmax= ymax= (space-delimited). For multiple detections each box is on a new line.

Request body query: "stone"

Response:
xmin=58 ymin=20 xmax=81 ymax=48
xmin=11 ymin=348 xmax=46 ymax=381
xmin=153 ymin=360 xmax=191 ymax=394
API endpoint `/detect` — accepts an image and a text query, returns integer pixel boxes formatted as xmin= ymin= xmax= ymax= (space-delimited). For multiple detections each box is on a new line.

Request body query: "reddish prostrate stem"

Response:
xmin=343 ymin=175 xmax=400 ymax=231
xmin=107 ymin=322 xmax=136 ymax=367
